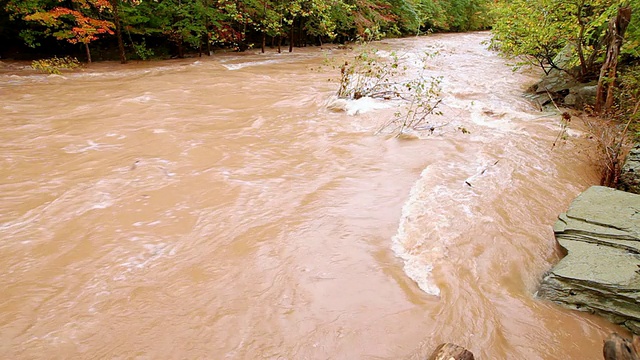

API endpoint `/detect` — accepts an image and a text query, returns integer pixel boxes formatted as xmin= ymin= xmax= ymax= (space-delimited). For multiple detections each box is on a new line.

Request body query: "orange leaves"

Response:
xmin=23 ymin=2 xmax=114 ymax=44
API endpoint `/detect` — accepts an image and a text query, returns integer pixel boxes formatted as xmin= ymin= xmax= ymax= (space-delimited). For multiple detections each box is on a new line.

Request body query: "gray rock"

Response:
xmin=564 ymin=93 xmax=578 ymax=106
xmin=567 ymin=83 xmax=598 ymax=106
xmin=552 ymin=44 xmax=575 ymax=70
xmin=533 ymin=45 xmax=579 ymax=95
xmin=527 ymin=45 xmax=601 ymax=107
xmin=620 ymin=144 xmax=640 ymax=194
xmin=529 ymin=67 xmax=577 ymax=109
xmin=538 ymin=186 xmax=640 ymax=334
xmin=534 ymin=69 xmax=577 ymax=94
xmin=573 ymin=84 xmax=598 ymax=99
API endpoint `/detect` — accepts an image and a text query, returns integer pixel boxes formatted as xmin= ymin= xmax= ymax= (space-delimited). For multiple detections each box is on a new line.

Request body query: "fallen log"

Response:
xmin=427 ymin=343 xmax=474 ymax=360
xmin=603 ymin=333 xmax=640 ymax=360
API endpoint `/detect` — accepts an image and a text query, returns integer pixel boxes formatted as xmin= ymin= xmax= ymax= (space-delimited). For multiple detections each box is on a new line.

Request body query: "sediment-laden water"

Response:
xmin=0 ymin=32 xmax=622 ymax=359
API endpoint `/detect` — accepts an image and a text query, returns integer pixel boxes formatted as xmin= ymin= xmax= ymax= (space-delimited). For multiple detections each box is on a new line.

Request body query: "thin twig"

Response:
xmin=464 ymin=160 xmax=501 ymax=187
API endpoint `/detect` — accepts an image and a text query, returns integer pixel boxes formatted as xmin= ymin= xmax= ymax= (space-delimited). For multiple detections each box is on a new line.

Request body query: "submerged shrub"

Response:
xmin=336 ymin=43 xmax=443 ymax=137
xmin=31 ymin=56 xmax=80 ymax=75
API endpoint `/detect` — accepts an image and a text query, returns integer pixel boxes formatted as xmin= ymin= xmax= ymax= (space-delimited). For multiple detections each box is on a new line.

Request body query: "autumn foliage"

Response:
xmin=1 ymin=0 xmax=494 ymax=60
xmin=25 ymin=6 xmax=114 ymax=45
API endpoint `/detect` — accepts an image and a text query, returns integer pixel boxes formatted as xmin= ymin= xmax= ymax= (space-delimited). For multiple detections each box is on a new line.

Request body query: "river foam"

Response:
xmin=325 ymin=96 xmax=392 ymax=115
xmin=391 ymin=165 xmax=449 ymax=296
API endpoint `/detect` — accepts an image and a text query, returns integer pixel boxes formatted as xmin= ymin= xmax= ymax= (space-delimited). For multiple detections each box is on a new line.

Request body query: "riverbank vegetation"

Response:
xmin=333 ymin=44 xmax=443 ymax=136
xmin=0 ymin=0 xmax=493 ymax=62
xmin=491 ymin=0 xmax=639 ymax=187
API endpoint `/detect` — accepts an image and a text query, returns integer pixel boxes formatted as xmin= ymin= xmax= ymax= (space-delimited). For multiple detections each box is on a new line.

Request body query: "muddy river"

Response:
xmin=0 ymin=32 xmax=623 ymax=359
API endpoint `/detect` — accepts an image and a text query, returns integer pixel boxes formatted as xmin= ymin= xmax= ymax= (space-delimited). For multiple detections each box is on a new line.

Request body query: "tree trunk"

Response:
xmin=205 ymin=0 xmax=212 ymax=56
xmin=595 ymin=6 xmax=631 ymax=113
xmin=577 ymin=21 xmax=588 ymax=78
xmin=277 ymin=35 xmax=281 ymax=53
xmin=242 ymin=19 xmax=248 ymax=51
xmin=298 ymin=18 xmax=304 ymax=47
xmin=109 ymin=0 xmax=127 ymax=64
xmin=178 ymin=37 xmax=184 ymax=58
xmin=206 ymin=32 xmax=212 ymax=56
xmin=427 ymin=343 xmax=474 ymax=360
xmin=84 ymin=43 xmax=92 ymax=63
xmin=261 ymin=0 xmax=267 ymax=53
xmin=289 ymin=18 xmax=294 ymax=52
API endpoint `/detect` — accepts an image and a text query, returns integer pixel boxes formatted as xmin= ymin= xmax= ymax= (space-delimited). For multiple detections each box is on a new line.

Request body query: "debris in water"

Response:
xmin=130 ymin=160 xmax=140 ymax=171
xmin=464 ymin=160 xmax=500 ymax=187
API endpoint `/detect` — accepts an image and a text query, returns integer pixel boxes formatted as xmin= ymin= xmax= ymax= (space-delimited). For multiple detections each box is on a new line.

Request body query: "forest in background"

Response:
xmin=1 ymin=0 xmax=639 ymax=184
xmin=0 ymin=0 xmax=637 ymax=123
xmin=0 ymin=0 xmax=494 ymax=62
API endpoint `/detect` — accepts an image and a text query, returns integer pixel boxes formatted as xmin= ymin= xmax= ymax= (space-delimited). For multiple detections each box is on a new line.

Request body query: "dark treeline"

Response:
xmin=0 ymin=0 xmax=493 ymax=62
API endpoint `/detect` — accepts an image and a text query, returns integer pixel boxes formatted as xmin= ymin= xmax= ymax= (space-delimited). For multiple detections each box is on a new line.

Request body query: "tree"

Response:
xmin=1 ymin=0 xmax=499 ymax=60
xmin=441 ymin=0 xmax=492 ymax=32
xmin=151 ymin=0 xmax=205 ymax=57
xmin=9 ymin=0 xmax=114 ymax=62
xmin=595 ymin=5 xmax=632 ymax=112
xmin=108 ymin=0 xmax=126 ymax=63
xmin=491 ymin=0 xmax=633 ymax=80
xmin=294 ymin=0 xmax=352 ymax=49
xmin=490 ymin=0 xmax=577 ymax=75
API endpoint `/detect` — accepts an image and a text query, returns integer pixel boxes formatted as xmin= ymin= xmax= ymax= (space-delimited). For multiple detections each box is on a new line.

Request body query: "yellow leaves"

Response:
xmin=25 ymin=11 xmax=58 ymax=26
xmin=31 ymin=56 xmax=80 ymax=74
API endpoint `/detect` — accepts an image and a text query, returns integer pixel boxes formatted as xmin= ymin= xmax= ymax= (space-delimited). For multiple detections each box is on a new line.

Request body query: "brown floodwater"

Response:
xmin=0 ymin=32 xmax=625 ymax=359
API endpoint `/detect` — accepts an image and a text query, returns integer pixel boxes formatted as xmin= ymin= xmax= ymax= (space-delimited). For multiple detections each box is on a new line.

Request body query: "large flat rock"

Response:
xmin=538 ymin=186 xmax=640 ymax=334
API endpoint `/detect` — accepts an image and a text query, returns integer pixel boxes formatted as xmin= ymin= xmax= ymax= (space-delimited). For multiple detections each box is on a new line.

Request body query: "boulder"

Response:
xmin=527 ymin=44 xmax=600 ymax=107
xmin=534 ymin=70 xmax=577 ymax=95
xmin=530 ymin=71 xmax=598 ymax=107
xmin=619 ymin=144 xmax=640 ymax=194
xmin=564 ymin=93 xmax=579 ymax=106
xmin=528 ymin=67 xmax=577 ymax=109
xmin=427 ymin=343 xmax=474 ymax=360
xmin=532 ymin=45 xmax=579 ymax=96
xmin=603 ymin=333 xmax=640 ymax=360
xmin=538 ymin=186 xmax=640 ymax=335
xmin=567 ymin=83 xmax=598 ymax=106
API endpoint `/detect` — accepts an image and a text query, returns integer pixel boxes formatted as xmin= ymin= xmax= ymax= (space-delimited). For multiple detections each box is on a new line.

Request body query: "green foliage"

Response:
xmin=490 ymin=0 xmax=575 ymax=73
xmin=617 ymin=64 xmax=640 ymax=135
xmin=156 ymin=0 xmax=208 ymax=48
xmin=415 ymin=0 xmax=492 ymax=32
xmin=336 ymin=46 xmax=407 ymax=99
xmin=31 ymin=56 xmax=80 ymax=74
xmin=382 ymin=75 xmax=443 ymax=136
xmin=3 ymin=0 xmax=496 ymax=58
xmin=416 ymin=0 xmax=446 ymax=30
xmin=622 ymin=0 xmax=640 ymax=58
xmin=490 ymin=0 xmax=636 ymax=78
xmin=387 ymin=0 xmax=419 ymax=34
xmin=18 ymin=28 xmax=41 ymax=47
xmin=440 ymin=0 xmax=493 ymax=31
xmin=131 ymin=39 xmax=154 ymax=60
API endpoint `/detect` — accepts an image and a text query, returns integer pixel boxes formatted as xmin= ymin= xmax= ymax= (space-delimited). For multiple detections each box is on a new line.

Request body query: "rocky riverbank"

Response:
xmin=538 ymin=186 xmax=640 ymax=335
xmin=620 ymin=145 xmax=640 ymax=194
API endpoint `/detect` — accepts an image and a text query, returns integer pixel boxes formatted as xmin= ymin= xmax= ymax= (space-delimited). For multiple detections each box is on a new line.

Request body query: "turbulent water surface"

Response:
xmin=0 ymin=32 xmax=624 ymax=359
